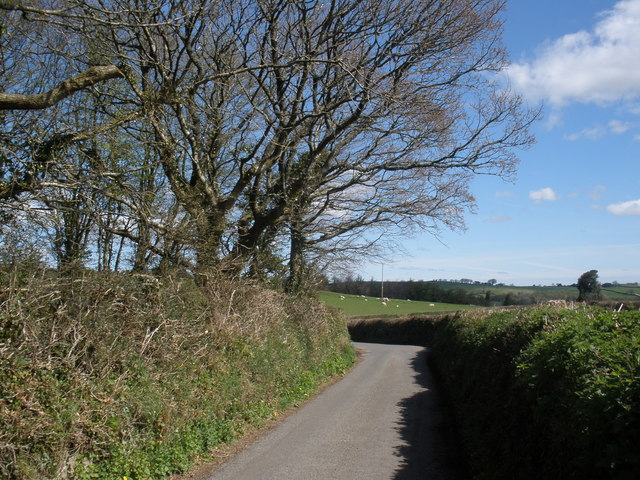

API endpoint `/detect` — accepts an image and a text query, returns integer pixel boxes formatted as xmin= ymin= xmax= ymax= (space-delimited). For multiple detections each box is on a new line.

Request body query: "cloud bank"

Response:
xmin=507 ymin=0 xmax=640 ymax=107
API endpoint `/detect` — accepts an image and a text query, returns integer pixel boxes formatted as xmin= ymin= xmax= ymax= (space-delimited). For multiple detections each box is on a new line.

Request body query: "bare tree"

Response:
xmin=0 ymin=0 xmax=535 ymax=287
xmin=213 ymin=0 xmax=536 ymax=289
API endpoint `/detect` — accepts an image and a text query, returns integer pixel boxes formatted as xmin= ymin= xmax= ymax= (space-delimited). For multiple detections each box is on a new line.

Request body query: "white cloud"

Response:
xmin=544 ymin=111 xmax=564 ymax=129
xmin=565 ymin=120 xmax=635 ymax=140
xmin=609 ymin=119 xmax=632 ymax=134
xmin=530 ymin=187 xmax=560 ymax=203
xmin=507 ymin=0 xmax=640 ymax=107
xmin=607 ymin=199 xmax=640 ymax=215
xmin=565 ymin=126 xmax=607 ymax=141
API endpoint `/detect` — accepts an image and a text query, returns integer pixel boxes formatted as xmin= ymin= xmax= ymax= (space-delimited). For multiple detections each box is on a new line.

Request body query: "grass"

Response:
xmin=318 ymin=291 xmax=477 ymax=317
xmin=600 ymin=284 xmax=640 ymax=299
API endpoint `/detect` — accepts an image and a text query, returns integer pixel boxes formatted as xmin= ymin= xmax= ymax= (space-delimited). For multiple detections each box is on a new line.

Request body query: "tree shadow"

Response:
xmin=392 ymin=348 xmax=468 ymax=480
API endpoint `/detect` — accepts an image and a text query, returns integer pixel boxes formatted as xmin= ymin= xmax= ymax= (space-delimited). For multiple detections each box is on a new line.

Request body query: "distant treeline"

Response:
xmin=327 ymin=279 xmax=569 ymax=306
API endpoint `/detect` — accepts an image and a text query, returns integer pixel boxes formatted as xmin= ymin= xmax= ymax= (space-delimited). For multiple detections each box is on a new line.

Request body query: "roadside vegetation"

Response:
xmin=349 ymin=305 xmax=640 ymax=480
xmin=0 ymin=269 xmax=354 ymax=479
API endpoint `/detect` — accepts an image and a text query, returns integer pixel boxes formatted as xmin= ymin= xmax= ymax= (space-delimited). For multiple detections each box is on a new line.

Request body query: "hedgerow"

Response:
xmin=0 ymin=269 xmax=354 ymax=479
xmin=430 ymin=306 xmax=640 ymax=480
xmin=516 ymin=308 xmax=640 ymax=479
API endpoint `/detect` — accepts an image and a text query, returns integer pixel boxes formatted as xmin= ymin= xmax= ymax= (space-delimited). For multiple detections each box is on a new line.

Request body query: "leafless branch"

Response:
xmin=0 ymin=65 xmax=124 ymax=110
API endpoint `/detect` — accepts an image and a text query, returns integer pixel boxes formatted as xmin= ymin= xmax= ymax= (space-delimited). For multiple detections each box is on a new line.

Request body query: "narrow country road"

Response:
xmin=206 ymin=342 xmax=465 ymax=480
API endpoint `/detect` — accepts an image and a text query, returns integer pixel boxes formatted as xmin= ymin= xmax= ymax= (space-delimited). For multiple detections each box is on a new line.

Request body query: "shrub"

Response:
xmin=429 ymin=308 xmax=549 ymax=479
xmin=516 ymin=308 xmax=640 ymax=479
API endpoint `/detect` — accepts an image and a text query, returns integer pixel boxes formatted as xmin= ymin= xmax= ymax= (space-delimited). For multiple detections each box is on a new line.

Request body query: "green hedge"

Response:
xmin=430 ymin=306 xmax=640 ymax=480
xmin=0 ymin=271 xmax=355 ymax=479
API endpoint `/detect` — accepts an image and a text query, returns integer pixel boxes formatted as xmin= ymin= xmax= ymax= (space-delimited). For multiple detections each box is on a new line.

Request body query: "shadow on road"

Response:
xmin=393 ymin=348 xmax=468 ymax=480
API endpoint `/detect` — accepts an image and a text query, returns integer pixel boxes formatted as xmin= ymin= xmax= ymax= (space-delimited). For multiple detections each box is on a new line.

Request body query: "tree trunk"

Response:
xmin=286 ymin=222 xmax=307 ymax=294
xmin=132 ymin=223 xmax=152 ymax=272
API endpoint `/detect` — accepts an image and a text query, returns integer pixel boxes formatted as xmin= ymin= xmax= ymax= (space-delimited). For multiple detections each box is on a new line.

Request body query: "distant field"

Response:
xmin=318 ymin=291 xmax=476 ymax=317
xmin=600 ymin=285 xmax=640 ymax=300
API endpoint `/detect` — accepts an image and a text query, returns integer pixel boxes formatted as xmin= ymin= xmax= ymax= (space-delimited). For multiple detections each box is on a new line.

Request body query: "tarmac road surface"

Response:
xmin=205 ymin=342 xmax=464 ymax=480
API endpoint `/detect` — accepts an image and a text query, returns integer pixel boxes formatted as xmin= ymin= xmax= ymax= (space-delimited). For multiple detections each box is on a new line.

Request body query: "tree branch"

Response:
xmin=0 ymin=65 xmax=124 ymax=110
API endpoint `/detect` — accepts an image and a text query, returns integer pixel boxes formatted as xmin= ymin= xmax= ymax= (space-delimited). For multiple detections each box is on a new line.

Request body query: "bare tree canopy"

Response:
xmin=0 ymin=0 xmax=536 ymax=288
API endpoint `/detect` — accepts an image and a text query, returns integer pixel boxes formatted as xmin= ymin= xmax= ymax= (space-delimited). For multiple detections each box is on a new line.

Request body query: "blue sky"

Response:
xmin=358 ymin=0 xmax=640 ymax=286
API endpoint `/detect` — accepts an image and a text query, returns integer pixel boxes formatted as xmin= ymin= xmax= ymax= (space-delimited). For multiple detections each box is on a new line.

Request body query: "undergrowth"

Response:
xmin=0 ymin=269 xmax=354 ymax=479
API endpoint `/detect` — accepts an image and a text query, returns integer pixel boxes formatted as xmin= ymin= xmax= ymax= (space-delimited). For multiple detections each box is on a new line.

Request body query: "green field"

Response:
xmin=600 ymin=284 xmax=640 ymax=300
xmin=318 ymin=291 xmax=476 ymax=317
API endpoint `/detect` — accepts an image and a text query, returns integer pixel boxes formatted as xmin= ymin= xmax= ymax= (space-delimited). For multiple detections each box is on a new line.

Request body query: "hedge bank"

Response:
xmin=0 ymin=270 xmax=354 ymax=479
